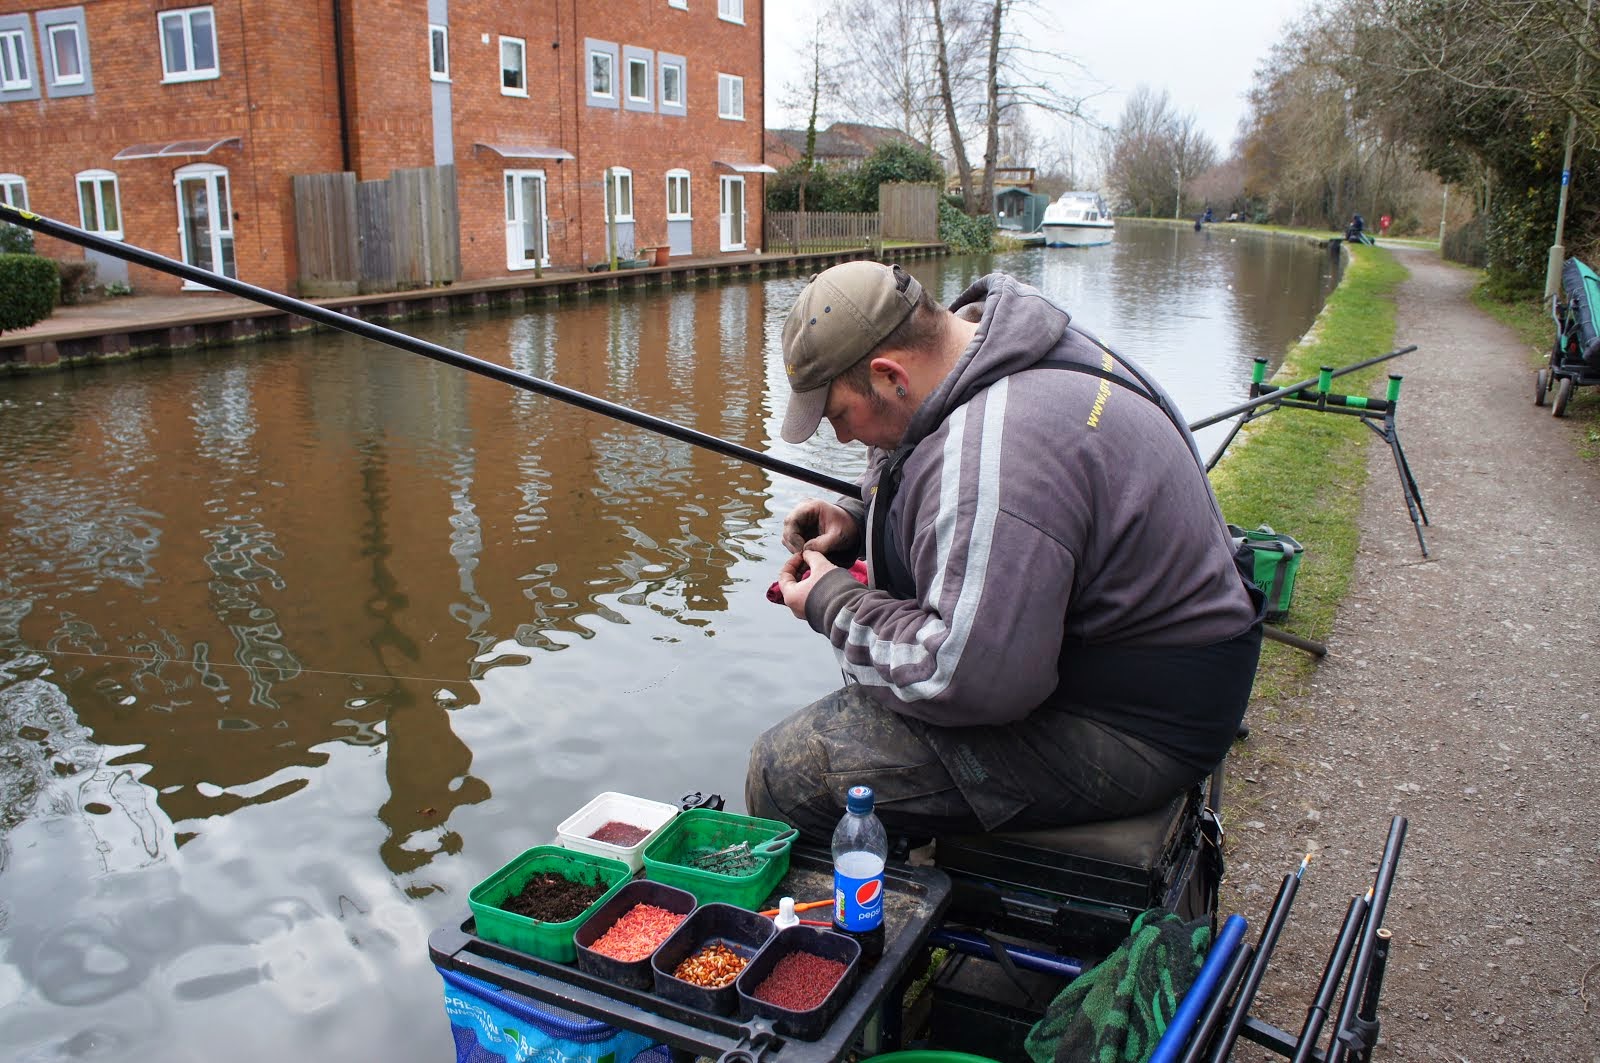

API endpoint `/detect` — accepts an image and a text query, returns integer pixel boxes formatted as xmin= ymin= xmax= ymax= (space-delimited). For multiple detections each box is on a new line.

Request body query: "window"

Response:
xmin=500 ymin=36 xmax=525 ymax=95
xmin=159 ymin=6 xmax=218 ymax=82
xmin=627 ymin=56 xmax=649 ymax=103
xmin=661 ymin=61 xmax=683 ymax=107
xmin=669 ymin=0 xmax=687 ymax=9
xmin=605 ymin=167 xmax=634 ymax=222
xmin=1 ymin=28 xmax=31 ymax=91
xmin=0 ymin=174 xmax=27 ymax=210
xmin=666 ymin=170 xmax=690 ymax=220
xmin=76 ymin=170 xmax=121 ymax=239
xmin=717 ymin=73 xmax=743 ymax=119
xmin=589 ymin=49 xmax=613 ymax=97
xmin=718 ymin=0 xmax=744 ymax=23
xmin=429 ymin=24 xmax=448 ymax=81
xmin=47 ymin=22 xmax=83 ymax=86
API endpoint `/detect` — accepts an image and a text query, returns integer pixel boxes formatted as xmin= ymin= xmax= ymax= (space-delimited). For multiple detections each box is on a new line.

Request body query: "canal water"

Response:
xmin=0 ymin=222 xmax=1336 ymax=1061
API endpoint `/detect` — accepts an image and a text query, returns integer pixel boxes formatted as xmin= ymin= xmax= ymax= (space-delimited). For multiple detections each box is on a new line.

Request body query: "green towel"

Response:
xmin=1023 ymin=909 xmax=1211 ymax=1063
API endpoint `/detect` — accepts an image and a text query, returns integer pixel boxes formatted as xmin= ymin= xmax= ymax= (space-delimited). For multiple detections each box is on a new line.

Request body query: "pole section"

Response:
xmin=0 ymin=203 xmax=858 ymax=497
xmin=1544 ymin=0 xmax=1592 ymax=300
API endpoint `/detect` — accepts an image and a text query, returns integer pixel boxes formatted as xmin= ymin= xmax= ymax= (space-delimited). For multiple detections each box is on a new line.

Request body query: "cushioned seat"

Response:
xmin=931 ymin=788 xmax=1215 ymax=957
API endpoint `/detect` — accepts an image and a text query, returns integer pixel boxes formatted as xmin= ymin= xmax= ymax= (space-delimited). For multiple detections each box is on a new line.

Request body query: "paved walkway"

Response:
xmin=1227 ymin=248 xmax=1600 ymax=1060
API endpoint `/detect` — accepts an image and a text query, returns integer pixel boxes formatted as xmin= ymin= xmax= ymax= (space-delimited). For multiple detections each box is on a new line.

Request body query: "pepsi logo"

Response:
xmin=854 ymin=878 xmax=882 ymax=907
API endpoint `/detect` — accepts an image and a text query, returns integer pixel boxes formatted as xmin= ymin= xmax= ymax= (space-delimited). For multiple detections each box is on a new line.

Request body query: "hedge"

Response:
xmin=0 ymin=253 xmax=61 ymax=333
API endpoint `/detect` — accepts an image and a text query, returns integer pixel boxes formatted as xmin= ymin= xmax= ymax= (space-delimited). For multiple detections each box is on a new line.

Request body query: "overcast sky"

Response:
xmin=763 ymin=0 xmax=1313 ymax=160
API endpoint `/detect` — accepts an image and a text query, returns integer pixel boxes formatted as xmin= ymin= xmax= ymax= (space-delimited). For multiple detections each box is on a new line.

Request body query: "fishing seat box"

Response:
xmin=933 ymin=785 xmax=1216 ymax=963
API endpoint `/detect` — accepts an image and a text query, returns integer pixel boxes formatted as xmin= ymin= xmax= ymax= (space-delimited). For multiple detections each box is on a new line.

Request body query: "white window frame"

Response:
xmin=589 ymin=49 xmax=613 ymax=98
xmin=669 ymin=0 xmax=687 ymax=9
xmin=718 ymin=0 xmax=744 ymax=24
xmin=499 ymin=35 xmax=526 ymax=96
xmin=717 ymin=73 xmax=743 ymax=120
xmin=661 ymin=61 xmax=683 ymax=107
xmin=428 ymin=24 xmax=448 ymax=81
xmin=0 ymin=173 xmax=27 ymax=210
xmin=76 ymin=169 xmax=122 ymax=240
xmin=47 ymin=21 xmax=84 ymax=86
xmin=1 ymin=28 xmax=31 ymax=91
xmin=159 ymin=6 xmax=219 ymax=83
xmin=666 ymin=170 xmax=691 ymax=220
xmin=626 ymin=55 xmax=650 ymax=104
xmin=605 ymin=166 xmax=634 ymax=223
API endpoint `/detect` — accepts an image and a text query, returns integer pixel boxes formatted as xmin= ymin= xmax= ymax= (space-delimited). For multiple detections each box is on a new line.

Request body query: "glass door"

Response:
xmin=505 ymin=170 xmax=548 ymax=270
xmin=174 ymin=164 xmax=235 ymax=288
xmin=719 ymin=175 xmax=745 ymax=251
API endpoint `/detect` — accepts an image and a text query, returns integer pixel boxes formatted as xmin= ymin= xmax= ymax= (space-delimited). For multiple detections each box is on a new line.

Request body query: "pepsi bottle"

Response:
xmin=831 ymin=784 xmax=887 ymax=960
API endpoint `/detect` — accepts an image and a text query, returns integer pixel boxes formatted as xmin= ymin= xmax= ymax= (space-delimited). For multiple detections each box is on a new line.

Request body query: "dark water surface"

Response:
xmin=0 ymin=223 xmax=1336 ymax=1061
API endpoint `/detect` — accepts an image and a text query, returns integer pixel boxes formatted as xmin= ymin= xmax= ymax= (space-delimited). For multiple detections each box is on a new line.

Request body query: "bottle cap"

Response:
xmin=845 ymin=785 xmax=874 ymax=814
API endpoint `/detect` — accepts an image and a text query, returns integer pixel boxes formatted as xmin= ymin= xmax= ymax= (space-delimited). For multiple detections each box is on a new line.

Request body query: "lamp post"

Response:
xmin=1174 ymin=164 xmax=1182 ymax=220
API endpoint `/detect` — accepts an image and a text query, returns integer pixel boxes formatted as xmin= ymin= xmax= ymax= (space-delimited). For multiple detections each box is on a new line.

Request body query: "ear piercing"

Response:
xmin=896 ymin=386 xmax=907 ymax=397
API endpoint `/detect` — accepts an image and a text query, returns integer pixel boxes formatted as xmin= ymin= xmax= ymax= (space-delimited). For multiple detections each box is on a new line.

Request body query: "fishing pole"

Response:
xmin=1204 ymin=854 xmax=1312 ymax=1061
xmin=1289 ymin=891 xmax=1371 ymax=1063
xmin=4 ymin=204 xmax=1412 ymax=494
xmin=1326 ymin=815 xmax=1408 ymax=1063
xmin=0 ymin=203 xmax=859 ymax=498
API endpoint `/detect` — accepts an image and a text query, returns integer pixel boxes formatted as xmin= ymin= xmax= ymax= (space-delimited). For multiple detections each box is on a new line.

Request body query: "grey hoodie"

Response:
xmin=804 ymin=272 xmax=1258 ymax=730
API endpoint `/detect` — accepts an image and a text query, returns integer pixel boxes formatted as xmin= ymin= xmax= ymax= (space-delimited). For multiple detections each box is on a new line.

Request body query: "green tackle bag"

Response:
xmin=1228 ymin=524 xmax=1304 ymax=622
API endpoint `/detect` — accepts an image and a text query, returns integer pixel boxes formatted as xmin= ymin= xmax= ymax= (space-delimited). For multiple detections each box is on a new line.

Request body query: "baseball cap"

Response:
xmin=779 ymin=261 xmax=923 ymax=443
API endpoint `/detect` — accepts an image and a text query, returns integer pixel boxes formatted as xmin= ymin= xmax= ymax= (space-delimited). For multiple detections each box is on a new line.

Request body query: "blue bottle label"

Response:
xmin=833 ymin=851 xmax=885 ymax=932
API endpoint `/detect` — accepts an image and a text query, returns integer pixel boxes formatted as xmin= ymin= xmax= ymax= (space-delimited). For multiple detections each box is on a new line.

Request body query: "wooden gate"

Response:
xmin=879 ymin=182 xmax=940 ymax=243
xmin=293 ymin=165 xmax=461 ymax=295
xmin=763 ymin=211 xmax=880 ymax=254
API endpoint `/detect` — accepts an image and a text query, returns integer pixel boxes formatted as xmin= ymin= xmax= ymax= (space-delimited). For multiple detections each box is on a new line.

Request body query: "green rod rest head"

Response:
xmin=1318 ymin=367 xmax=1333 ymax=393
xmin=1251 ymin=358 xmax=1268 ymax=384
xmin=1387 ymin=374 xmax=1402 ymax=402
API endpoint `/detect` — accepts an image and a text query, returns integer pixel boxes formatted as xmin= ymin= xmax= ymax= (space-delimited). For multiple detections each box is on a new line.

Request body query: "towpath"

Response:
xmin=1224 ymin=248 xmax=1600 ymax=1060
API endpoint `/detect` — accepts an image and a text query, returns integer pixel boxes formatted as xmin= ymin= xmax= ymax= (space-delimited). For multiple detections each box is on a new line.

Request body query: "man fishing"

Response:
xmin=745 ymin=262 xmax=1265 ymax=840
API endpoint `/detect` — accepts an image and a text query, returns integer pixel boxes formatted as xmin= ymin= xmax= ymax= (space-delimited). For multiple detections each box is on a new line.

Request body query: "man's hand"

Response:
xmin=782 ymin=500 xmax=858 ymax=556
xmin=776 ymin=549 xmax=837 ymax=619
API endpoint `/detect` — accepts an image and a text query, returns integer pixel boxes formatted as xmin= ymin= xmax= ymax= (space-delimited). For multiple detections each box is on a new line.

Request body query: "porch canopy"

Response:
xmin=474 ymin=144 xmax=575 ymax=161
xmin=113 ymin=136 xmax=242 ymax=161
xmin=714 ymin=160 xmax=778 ymax=174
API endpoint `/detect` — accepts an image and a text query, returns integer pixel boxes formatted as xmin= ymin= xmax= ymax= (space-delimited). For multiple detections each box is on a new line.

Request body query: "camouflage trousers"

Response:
xmin=743 ymin=684 xmax=1204 ymax=842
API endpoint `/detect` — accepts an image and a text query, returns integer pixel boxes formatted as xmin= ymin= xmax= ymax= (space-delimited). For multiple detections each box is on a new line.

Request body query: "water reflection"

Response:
xmin=0 ymin=223 xmax=1335 ymax=1061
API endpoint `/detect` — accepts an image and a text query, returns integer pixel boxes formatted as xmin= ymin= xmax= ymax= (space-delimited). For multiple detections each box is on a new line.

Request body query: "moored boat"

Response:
xmin=1041 ymin=190 xmax=1115 ymax=248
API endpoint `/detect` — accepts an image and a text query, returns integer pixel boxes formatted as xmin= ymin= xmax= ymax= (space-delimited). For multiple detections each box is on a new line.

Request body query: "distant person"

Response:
xmin=1379 ymin=213 xmax=1392 ymax=235
xmin=1346 ymin=213 xmax=1366 ymax=242
xmin=1203 ymin=207 xmax=1214 ymax=224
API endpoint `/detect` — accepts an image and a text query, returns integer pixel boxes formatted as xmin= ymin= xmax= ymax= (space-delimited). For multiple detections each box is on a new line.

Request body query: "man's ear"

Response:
xmin=868 ymin=355 xmax=909 ymax=394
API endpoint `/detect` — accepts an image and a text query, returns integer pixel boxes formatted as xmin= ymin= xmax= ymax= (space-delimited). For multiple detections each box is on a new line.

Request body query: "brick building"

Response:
xmin=0 ymin=0 xmax=769 ymax=295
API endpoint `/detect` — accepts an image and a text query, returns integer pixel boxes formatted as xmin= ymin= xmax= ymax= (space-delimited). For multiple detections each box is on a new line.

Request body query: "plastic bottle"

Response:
xmin=831 ymin=784 xmax=887 ymax=960
xmin=773 ymin=897 xmax=800 ymax=931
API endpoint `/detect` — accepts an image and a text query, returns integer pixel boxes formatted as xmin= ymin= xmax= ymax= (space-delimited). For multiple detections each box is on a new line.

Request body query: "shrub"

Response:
xmin=0 ymin=222 xmax=33 ymax=254
xmin=1442 ymin=215 xmax=1486 ymax=269
xmin=53 ymin=258 xmax=98 ymax=305
xmin=938 ymin=200 xmax=996 ymax=253
xmin=0 ymin=253 xmax=61 ymax=333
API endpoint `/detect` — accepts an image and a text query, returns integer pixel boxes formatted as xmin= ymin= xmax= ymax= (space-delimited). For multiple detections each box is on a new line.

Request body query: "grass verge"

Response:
xmin=1470 ymin=282 xmax=1600 ymax=454
xmin=1208 ymin=244 xmax=1409 ymax=714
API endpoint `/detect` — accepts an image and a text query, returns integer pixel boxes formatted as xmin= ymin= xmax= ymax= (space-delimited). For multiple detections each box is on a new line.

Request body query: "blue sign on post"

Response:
xmin=1563 ymin=170 xmax=1571 ymax=187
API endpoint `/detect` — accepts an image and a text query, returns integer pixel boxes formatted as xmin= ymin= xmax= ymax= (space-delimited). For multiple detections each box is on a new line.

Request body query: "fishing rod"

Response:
xmin=5 ymin=205 xmax=1414 ymax=494
xmin=1203 ymin=854 xmax=1312 ymax=1061
xmin=1326 ymin=815 xmax=1408 ymax=1063
xmin=0 ymin=203 xmax=859 ymax=498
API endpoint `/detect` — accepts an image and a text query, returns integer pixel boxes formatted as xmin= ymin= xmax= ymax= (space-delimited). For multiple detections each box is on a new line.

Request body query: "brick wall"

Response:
xmin=0 ymin=0 xmax=766 ymax=294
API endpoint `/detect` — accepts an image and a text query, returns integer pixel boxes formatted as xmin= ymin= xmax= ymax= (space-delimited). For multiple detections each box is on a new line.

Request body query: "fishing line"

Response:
xmin=34 ymin=648 xmax=462 ymax=687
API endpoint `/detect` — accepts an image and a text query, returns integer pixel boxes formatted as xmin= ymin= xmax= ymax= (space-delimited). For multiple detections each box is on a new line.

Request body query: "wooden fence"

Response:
xmin=880 ymin=182 xmax=940 ymax=243
xmin=764 ymin=211 xmax=881 ymax=255
xmin=292 ymin=166 xmax=461 ymax=296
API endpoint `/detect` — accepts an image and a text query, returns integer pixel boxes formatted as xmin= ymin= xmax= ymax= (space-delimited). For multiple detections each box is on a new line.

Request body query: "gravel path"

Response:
xmin=1222 ymin=248 xmax=1600 ymax=1061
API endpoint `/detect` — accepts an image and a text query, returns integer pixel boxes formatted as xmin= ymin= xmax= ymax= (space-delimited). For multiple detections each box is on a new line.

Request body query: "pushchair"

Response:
xmin=1535 ymin=257 xmax=1600 ymax=417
